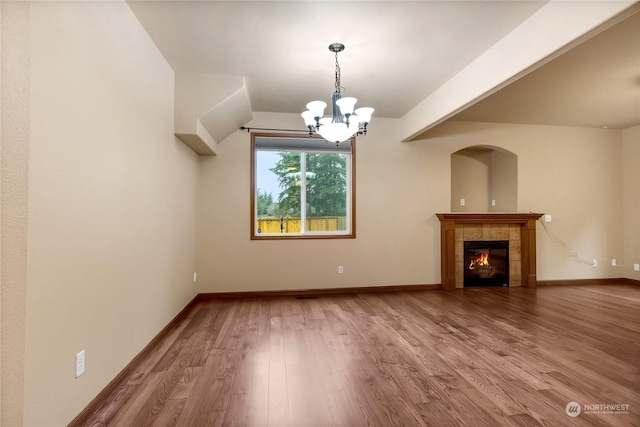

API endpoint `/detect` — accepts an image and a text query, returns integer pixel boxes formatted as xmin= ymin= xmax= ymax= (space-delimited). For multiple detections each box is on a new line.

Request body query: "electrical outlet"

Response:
xmin=544 ymin=214 xmax=552 ymax=223
xmin=592 ymin=259 xmax=597 ymax=267
xmin=338 ymin=265 xmax=344 ymax=274
xmin=76 ymin=350 xmax=85 ymax=378
xmin=611 ymin=259 xmax=617 ymax=267
xmin=491 ymin=199 xmax=496 ymax=207
xmin=460 ymin=198 xmax=465 ymax=206
xmin=634 ymin=264 xmax=640 ymax=272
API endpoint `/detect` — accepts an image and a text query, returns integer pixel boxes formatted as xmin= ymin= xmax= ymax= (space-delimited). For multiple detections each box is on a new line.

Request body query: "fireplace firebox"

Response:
xmin=463 ymin=240 xmax=509 ymax=287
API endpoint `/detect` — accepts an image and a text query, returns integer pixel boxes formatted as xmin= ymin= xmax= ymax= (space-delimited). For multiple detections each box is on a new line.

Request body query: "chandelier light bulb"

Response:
xmin=354 ymin=107 xmax=374 ymax=124
xmin=317 ymin=122 xmax=360 ymax=145
xmin=306 ymin=101 xmax=326 ymax=119
xmin=336 ymin=97 xmax=357 ymax=116
xmin=301 ymin=110 xmax=316 ymax=127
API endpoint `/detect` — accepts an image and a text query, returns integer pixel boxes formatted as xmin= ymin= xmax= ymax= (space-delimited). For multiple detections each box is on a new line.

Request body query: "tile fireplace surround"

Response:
xmin=436 ymin=213 xmax=544 ymax=290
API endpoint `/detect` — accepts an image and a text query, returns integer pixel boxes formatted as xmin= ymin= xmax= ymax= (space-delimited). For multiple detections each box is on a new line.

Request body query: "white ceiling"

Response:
xmin=127 ymin=1 xmax=640 ymax=133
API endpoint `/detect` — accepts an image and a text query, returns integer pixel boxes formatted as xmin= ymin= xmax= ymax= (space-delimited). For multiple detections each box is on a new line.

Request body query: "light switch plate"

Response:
xmin=76 ymin=350 xmax=85 ymax=378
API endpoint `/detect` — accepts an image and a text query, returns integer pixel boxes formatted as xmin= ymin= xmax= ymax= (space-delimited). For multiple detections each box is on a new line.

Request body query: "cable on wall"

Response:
xmin=538 ymin=218 xmax=623 ymax=268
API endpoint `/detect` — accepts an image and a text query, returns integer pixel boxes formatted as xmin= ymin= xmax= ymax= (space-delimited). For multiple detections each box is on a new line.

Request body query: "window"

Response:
xmin=251 ymin=133 xmax=355 ymax=239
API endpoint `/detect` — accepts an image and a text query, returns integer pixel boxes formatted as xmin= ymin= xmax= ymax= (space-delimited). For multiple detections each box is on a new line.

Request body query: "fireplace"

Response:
xmin=436 ymin=213 xmax=543 ymax=290
xmin=464 ymin=240 xmax=509 ymax=287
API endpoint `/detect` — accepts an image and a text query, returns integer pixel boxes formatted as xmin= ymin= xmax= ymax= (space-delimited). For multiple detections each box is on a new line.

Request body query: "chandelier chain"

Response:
xmin=334 ymin=50 xmax=344 ymax=93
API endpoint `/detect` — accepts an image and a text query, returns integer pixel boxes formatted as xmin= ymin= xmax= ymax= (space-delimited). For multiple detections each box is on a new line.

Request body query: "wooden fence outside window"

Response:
xmin=257 ymin=217 xmax=347 ymax=233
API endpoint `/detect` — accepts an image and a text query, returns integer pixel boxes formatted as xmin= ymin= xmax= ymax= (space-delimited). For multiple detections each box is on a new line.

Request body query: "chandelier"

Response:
xmin=301 ymin=43 xmax=374 ymax=145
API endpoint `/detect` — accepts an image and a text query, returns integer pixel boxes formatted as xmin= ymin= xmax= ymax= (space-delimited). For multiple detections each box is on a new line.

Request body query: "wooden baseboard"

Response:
xmin=197 ymin=283 xmax=442 ymax=300
xmin=68 ymin=294 xmax=201 ymax=427
xmin=537 ymin=278 xmax=639 ymax=287
xmin=619 ymin=278 xmax=640 ymax=286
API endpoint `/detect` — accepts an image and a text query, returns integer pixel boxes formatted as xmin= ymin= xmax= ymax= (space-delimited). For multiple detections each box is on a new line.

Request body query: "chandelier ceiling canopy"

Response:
xmin=301 ymin=43 xmax=374 ymax=145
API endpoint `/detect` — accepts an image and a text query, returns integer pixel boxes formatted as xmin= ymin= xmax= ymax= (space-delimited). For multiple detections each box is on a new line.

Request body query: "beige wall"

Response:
xmin=197 ymin=112 xmax=450 ymax=292
xmin=1 ymin=2 xmax=637 ymax=425
xmin=418 ymin=121 xmax=627 ymax=280
xmin=1 ymin=2 xmax=30 ymax=426
xmin=622 ymin=125 xmax=640 ymax=280
xmin=451 ymin=149 xmax=491 ymax=212
xmin=198 ymin=117 xmax=632 ymax=293
xmin=450 ymin=147 xmax=518 ymax=212
xmin=2 ymin=2 xmax=199 ymax=425
xmin=489 ymin=150 xmax=518 ymax=212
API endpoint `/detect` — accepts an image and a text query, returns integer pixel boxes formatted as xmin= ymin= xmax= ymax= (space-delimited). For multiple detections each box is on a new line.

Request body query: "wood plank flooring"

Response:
xmin=81 ymin=285 xmax=640 ymax=426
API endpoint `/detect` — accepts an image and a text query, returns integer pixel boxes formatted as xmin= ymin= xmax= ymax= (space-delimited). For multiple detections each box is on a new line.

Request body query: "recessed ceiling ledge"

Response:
xmin=174 ymin=73 xmax=253 ymax=156
xmin=175 ymin=119 xmax=218 ymax=156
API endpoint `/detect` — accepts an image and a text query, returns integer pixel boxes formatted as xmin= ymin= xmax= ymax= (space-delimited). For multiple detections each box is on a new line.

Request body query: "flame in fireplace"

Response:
xmin=469 ymin=251 xmax=490 ymax=270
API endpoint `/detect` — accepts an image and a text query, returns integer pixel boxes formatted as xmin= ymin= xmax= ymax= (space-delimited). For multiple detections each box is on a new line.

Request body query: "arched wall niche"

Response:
xmin=451 ymin=145 xmax=518 ymax=212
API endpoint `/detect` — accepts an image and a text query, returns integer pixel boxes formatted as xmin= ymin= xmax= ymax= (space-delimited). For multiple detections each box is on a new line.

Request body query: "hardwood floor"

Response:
xmin=80 ymin=285 xmax=640 ymax=426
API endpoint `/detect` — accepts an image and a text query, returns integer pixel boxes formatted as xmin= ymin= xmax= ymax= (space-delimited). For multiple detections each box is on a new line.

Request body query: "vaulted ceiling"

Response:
xmin=449 ymin=8 xmax=640 ymax=131
xmin=127 ymin=1 xmax=640 ymax=147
